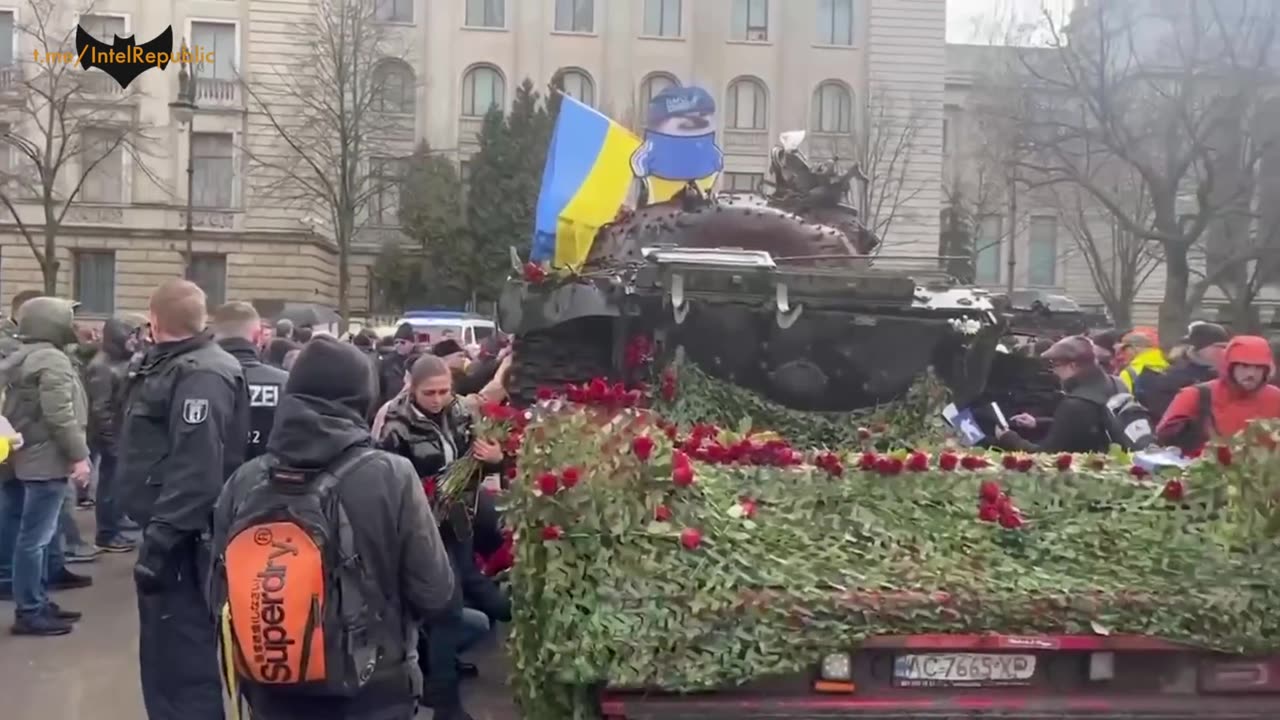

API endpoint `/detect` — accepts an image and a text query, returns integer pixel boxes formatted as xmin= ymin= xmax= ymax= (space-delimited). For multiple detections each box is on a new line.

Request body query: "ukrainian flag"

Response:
xmin=532 ymin=95 xmax=641 ymax=269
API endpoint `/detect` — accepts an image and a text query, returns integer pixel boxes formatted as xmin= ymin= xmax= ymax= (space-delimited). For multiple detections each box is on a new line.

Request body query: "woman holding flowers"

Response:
xmin=375 ymin=354 xmax=511 ymax=720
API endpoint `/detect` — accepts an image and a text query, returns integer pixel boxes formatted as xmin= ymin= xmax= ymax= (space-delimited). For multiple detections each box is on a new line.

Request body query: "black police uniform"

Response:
xmin=217 ymin=336 xmax=288 ymax=461
xmin=118 ymin=332 xmax=249 ymax=720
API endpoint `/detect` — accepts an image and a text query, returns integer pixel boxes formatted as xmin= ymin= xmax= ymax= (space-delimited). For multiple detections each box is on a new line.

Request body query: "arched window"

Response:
xmin=373 ymin=60 xmax=415 ymax=114
xmin=461 ymin=65 xmax=506 ymax=116
xmin=639 ymin=73 xmax=679 ymax=105
xmin=811 ymin=81 xmax=852 ymax=133
xmin=725 ymin=77 xmax=767 ymax=130
xmin=554 ymin=68 xmax=595 ymax=107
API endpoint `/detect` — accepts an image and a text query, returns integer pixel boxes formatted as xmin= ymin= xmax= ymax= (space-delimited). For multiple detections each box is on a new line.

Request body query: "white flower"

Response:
xmin=949 ymin=318 xmax=983 ymax=336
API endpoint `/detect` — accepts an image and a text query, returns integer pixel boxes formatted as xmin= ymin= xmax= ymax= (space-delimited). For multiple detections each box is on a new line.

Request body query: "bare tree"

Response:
xmin=1007 ymin=0 xmax=1280 ymax=343
xmin=853 ymin=92 xmax=928 ymax=245
xmin=0 ymin=0 xmax=157 ymax=294
xmin=242 ymin=0 xmax=413 ymax=331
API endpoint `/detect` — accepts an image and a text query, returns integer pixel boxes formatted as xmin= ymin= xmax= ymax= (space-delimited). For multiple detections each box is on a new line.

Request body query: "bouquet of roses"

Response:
xmin=436 ymin=401 xmax=519 ymax=508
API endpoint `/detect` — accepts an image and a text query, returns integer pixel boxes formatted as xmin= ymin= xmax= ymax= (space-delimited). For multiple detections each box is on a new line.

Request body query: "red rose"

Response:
xmin=587 ymin=378 xmax=609 ymax=404
xmin=680 ymin=527 xmax=702 ymax=550
xmin=995 ymin=493 xmax=1014 ymax=514
xmin=961 ymin=455 xmax=989 ymax=470
xmin=632 ymin=435 xmax=656 ymax=462
xmin=672 ymin=449 xmax=691 ymax=469
xmin=1056 ymin=453 xmax=1073 ymax=471
xmin=1185 ymin=447 xmax=1203 ymax=459
xmin=535 ymin=386 xmax=556 ymax=401
xmin=1162 ymin=479 xmax=1186 ymax=502
xmin=979 ymin=480 xmax=1001 ymax=503
xmin=522 ymin=262 xmax=547 ymax=283
xmin=672 ymin=464 xmax=696 ymax=487
xmin=503 ymin=464 xmax=517 ymax=480
xmin=998 ymin=511 xmax=1024 ymax=530
xmin=422 ymin=477 xmax=437 ymax=499
xmin=876 ymin=457 xmax=903 ymax=476
xmin=664 ymin=424 xmax=678 ymax=440
xmin=1001 ymin=454 xmax=1019 ymax=470
xmin=1129 ymin=465 xmax=1149 ymax=478
xmin=827 ymin=461 xmax=845 ymax=477
xmin=1216 ymin=445 xmax=1233 ymax=466
xmin=654 ymin=505 xmax=672 ymax=522
xmin=537 ymin=472 xmax=559 ymax=496
xmin=939 ymin=452 xmax=959 ymax=471
xmin=611 ymin=382 xmax=629 ymax=405
xmin=1016 ymin=457 xmax=1034 ymax=473
xmin=541 ymin=525 xmax=564 ymax=541
xmin=740 ymin=498 xmax=758 ymax=519
xmin=907 ymin=451 xmax=929 ymax=472
xmin=561 ymin=466 xmax=582 ymax=488
xmin=858 ymin=452 xmax=878 ymax=471
xmin=565 ymin=384 xmax=586 ymax=403
xmin=978 ymin=503 xmax=1000 ymax=522
xmin=857 ymin=427 xmax=872 ymax=440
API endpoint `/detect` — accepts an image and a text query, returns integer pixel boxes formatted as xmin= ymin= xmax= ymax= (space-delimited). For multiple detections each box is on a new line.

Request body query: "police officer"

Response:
xmin=118 ymin=279 xmax=249 ymax=720
xmin=210 ymin=301 xmax=287 ymax=461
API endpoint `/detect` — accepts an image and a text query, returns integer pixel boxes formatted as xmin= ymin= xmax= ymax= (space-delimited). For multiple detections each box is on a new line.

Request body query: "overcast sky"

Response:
xmin=947 ymin=0 xmax=1076 ymax=44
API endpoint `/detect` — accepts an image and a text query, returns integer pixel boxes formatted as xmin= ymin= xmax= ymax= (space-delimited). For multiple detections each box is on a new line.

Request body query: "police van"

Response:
xmin=393 ymin=310 xmax=497 ymax=357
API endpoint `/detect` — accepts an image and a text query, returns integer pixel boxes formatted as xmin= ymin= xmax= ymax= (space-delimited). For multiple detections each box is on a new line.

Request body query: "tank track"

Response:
xmin=505 ymin=317 xmax=618 ymax=406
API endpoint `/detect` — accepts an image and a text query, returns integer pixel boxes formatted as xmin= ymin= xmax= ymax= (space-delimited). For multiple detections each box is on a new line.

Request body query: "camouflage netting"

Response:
xmin=501 ymin=359 xmax=1280 ymax=719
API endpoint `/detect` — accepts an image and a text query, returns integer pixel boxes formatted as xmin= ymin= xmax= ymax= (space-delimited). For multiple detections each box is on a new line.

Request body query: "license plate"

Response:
xmin=893 ymin=653 xmax=1036 ymax=687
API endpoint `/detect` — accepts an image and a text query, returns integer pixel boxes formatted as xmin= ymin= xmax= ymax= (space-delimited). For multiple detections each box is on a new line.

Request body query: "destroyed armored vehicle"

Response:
xmin=993 ymin=289 xmax=1110 ymax=339
xmin=499 ymin=133 xmax=1004 ymax=412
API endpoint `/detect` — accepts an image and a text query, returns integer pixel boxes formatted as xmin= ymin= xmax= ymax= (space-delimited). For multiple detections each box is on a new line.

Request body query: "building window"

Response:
xmin=725 ymin=77 xmax=767 ymax=130
xmin=1028 ymin=215 xmax=1058 ymax=286
xmin=640 ymin=73 xmax=678 ymax=105
xmin=80 ymin=127 xmax=125 ymax=204
xmin=0 ymin=11 xmax=14 ymax=65
xmin=730 ymin=0 xmax=769 ymax=42
xmin=374 ymin=60 xmax=415 ymax=114
xmin=374 ymin=0 xmax=412 ymax=23
xmin=974 ymin=214 xmax=1003 ymax=284
xmin=816 ymin=0 xmax=854 ymax=46
xmin=811 ymin=81 xmax=852 ymax=134
xmin=555 ymin=69 xmax=595 ymax=107
xmin=192 ymin=132 xmax=235 ymax=209
xmin=461 ymin=65 xmax=505 ymax=116
xmin=190 ymin=254 xmax=227 ymax=307
xmin=643 ymin=0 xmax=681 ymax=37
xmin=942 ymin=118 xmax=949 ymax=153
xmin=465 ymin=0 xmax=505 ymax=28
xmin=722 ymin=172 xmax=762 ymax=193
xmin=74 ymin=251 xmax=115 ymax=315
xmin=370 ymin=157 xmax=405 ymax=227
xmin=79 ymin=13 xmax=126 ymax=43
xmin=190 ymin=21 xmax=237 ymax=81
xmin=555 ymin=0 xmax=594 ymax=33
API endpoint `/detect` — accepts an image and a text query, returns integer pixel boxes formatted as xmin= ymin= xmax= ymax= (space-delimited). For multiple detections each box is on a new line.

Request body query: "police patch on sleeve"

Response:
xmin=182 ymin=398 xmax=210 ymax=425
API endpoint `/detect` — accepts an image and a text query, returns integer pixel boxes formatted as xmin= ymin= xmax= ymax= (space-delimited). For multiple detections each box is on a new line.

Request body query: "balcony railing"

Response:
xmin=0 ymin=64 xmax=17 ymax=92
xmin=79 ymin=71 xmax=126 ymax=97
xmin=195 ymin=77 xmax=240 ymax=107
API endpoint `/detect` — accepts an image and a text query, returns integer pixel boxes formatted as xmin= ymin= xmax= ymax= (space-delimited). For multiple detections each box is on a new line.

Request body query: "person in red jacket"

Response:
xmin=1155 ymin=335 xmax=1280 ymax=452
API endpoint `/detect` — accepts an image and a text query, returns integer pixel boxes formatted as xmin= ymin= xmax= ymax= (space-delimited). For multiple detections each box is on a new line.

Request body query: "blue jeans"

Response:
xmin=0 ymin=479 xmax=69 ymax=616
xmin=94 ymin=450 xmax=124 ymax=544
xmin=420 ymin=606 xmax=493 ymax=708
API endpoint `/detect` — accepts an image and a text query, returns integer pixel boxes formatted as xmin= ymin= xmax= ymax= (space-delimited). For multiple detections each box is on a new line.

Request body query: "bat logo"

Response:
xmin=74 ymin=25 xmax=174 ymax=90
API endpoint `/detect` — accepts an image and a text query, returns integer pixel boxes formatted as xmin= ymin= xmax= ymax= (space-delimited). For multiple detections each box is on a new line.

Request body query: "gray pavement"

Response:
xmin=0 ymin=522 xmax=519 ymax=720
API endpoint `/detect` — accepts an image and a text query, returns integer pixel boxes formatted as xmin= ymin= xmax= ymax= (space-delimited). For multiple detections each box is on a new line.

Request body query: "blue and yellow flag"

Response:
xmin=532 ymin=95 xmax=641 ymax=268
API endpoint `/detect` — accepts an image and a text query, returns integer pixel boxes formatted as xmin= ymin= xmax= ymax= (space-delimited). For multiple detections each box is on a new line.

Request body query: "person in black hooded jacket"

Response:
xmin=996 ymin=336 xmax=1114 ymax=454
xmin=84 ymin=313 xmax=144 ymax=551
xmin=212 ymin=336 xmax=455 ymax=720
xmin=376 ymin=354 xmax=508 ymax=720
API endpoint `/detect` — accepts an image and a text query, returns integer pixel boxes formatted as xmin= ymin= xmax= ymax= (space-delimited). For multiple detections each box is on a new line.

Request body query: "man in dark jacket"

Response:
xmin=85 ymin=314 xmax=145 ymax=552
xmin=117 ymin=279 xmax=249 ymax=720
xmin=1140 ymin=322 xmax=1229 ymax=421
xmin=377 ymin=323 xmax=417 ymax=407
xmin=213 ymin=336 xmax=455 ymax=720
xmin=996 ymin=335 xmax=1114 ymax=454
xmin=212 ymin=302 xmax=289 ymax=462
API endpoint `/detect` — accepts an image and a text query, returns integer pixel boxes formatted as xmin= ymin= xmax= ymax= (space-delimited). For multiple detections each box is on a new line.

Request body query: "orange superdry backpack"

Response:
xmin=211 ymin=447 xmax=387 ymax=696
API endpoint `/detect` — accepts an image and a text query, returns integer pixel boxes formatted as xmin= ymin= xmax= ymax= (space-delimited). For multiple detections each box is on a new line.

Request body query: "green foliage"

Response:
xmin=369 ymin=240 xmax=426 ymax=314
xmin=466 ymin=78 xmax=554 ymax=301
xmin=652 ymin=356 xmax=951 ymax=450
xmin=505 ymin=385 xmax=1280 ymax=718
xmin=399 ymin=142 xmax=471 ymax=306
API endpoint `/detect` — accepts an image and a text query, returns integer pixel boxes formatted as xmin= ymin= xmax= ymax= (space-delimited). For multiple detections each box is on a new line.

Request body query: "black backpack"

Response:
xmin=1070 ymin=377 xmax=1156 ymax=451
xmin=210 ymin=447 xmax=390 ymax=697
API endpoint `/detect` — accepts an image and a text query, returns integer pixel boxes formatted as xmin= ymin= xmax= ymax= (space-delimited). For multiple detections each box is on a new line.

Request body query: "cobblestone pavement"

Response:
xmin=0 ymin=524 xmax=519 ymax=720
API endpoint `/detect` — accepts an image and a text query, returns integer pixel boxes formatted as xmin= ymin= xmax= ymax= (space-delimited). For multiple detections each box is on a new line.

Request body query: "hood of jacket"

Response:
xmin=1126 ymin=347 xmax=1169 ymax=375
xmin=266 ymin=393 xmax=372 ymax=469
xmin=218 ymin=336 xmax=262 ymax=366
xmin=16 ymin=297 xmax=77 ymax=347
xmin=1221 ymin=335 xmax=1274 ymax=393
xmin=100 ymin=316 xmax=141 ymax=361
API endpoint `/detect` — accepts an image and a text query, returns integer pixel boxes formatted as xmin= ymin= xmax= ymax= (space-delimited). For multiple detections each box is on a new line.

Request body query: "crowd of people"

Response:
xmin=994 ymin=322 xmax=1280 ymax=455
xmin=0 ymin=280 xmax=512 ymax=720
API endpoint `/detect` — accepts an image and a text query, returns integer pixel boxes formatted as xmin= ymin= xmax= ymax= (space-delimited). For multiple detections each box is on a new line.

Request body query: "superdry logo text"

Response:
xmin=249 ymin=531 xmax=300 ymax=683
